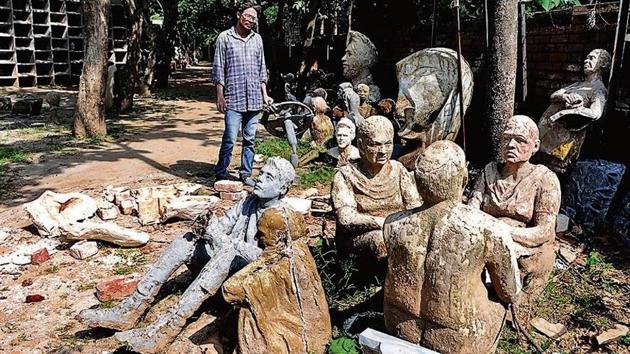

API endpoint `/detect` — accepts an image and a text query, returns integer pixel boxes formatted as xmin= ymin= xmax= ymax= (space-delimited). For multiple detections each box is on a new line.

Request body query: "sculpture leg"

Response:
xmin=114 ymin=243 xmax=257 ymax=352
xmin=284 ymin=119 xmax=299 ymax=167
xmin=79 ymin=233 xmax=197 ymax=330
xmin=518 ymin=242 xmax=555 ymax=307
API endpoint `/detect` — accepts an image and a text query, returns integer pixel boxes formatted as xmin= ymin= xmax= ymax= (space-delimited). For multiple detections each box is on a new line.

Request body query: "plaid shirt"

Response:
xmin=213 ymin=27 xmax=267 ymax=112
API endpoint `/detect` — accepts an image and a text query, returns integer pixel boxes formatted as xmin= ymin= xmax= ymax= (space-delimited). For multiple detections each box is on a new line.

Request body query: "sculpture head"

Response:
xmin=357 ymin=84 xmax=370 ymax=102
xmin=357 ymin=115 xmax=394 ymax=168
xmin=236 ymin=1 xmax=260 ymax=31
xmin=501 ymin=115 xmax=539 ymax=165
xmin=338 ymin=82 xmax=360 ymax=111
xmin=395 ymin=48 xmax=472 ymax=140
xmin=253 ymin=157 xmax=296 ymax=200
xmin=342 ymin=31 xmax=377 ymax=82
xmin=414 ymin=140 xmax=467 ymax=205
xmin=336 ymin=118 xmax=356 ymax=149
xmin=257 ymin=207 xmax=305 ymax=249
xmin=311 ymin=96 xmax=328 ymax=115
xmin=312 ymin=88 xmax=328 ymax=101
xmin=377 ymin=99 xmax=396 ymax=115
xmin=583 ymin=49 xmax=611 ymax=76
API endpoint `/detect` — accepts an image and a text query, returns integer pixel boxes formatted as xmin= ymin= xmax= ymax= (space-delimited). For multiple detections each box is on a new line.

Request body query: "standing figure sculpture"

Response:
xmin=326 ymin=118 xmax=361 ymax=167
xmin=536 ymin=49 xmax=611 ymax=174
xmin=79 ymin=158 xmax=297 ymax=353
xmin=357 ymin=83 xmax=378 ymax=119
xmin=338 ymin=82 xmax=364 ymax=127
xmin=309 ymin=96 xmax=334 ymax=147
xmin=384 ymin=141 xmax=521 ymax=353
xmin=394 ymin=48 xmax=473 ymax=170
xmin=342 ymin=31 xmax=381 ymax=102
xmin=470 ymin=115 xmax=561 ymax=305
xmin=331 ymin=115 xmax=420 ymax=269
xmin=223 ymin=207 xmax=332 ymax=354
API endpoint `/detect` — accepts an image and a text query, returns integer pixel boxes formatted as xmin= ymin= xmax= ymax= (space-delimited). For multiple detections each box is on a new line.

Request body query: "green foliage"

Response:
xmin=532 ymin=0 xmax=581 ymax=12
xmin=0 ymin=147 xmax=32 ymax=164
xmin=298 ymin=165 xmax=335 ymax=188
xmin=255 ymin=137 xmax=311 ymax=160
xmin=328 ymin=337 xmax=360 ymax=354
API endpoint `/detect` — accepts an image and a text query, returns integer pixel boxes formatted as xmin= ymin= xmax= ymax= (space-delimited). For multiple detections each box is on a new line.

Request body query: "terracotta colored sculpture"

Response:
xmin=470 ymin=115 xmax=561 ymax=304
xmin=537 ymin=49 xmax=611 ymax=174
xmin=326 ymin=118 xmax=360 ymax=167
xmin=223 ymin=207 xmax=332 ymax=354
xmin=79 ymin=158 xmax=297 ymax=353
xmin=342 ymin=31 xmax=381 ymax=102
xmin=338 ymin=82 xmax=364 ymax=127
xmin=384 ymin=141 xmax=521 ymax=354
xmin=310 ymin=96 xmax=334 ymax=147
xmin=395 ymin=48 xmax=473 ymax=170
xmin=331 ymin=115 xmax=421 ymax=265
xmin=357 ymin=83 xmax=378 ymax=119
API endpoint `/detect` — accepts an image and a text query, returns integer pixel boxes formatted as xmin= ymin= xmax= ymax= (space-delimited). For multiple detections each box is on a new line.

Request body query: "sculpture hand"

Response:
xmin=563 ymin=93 xmax=583 ymax=108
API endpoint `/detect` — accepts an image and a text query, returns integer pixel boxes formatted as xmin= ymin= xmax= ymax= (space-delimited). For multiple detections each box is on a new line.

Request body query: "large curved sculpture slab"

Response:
xmin=395 ymin=48 xmax=473 ymax=170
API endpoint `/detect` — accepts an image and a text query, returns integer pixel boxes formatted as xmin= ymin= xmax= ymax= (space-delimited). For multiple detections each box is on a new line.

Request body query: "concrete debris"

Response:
xmin=556 ymin=213 xmax=570 ymax=233
xmin=283 ymin=197 xmax=312 ymax=214
xmin=595 ymin=324 xmax=629 ymax=346
xmin=0 ymin=238 xmax=60 ymax=273
xmin=96 ymin=277 xmax=139 ymax=302
xmin=530 ymin=317 xmax=567 ymax=339
xmin=30 ymin=248 xmax=50 ymax=265
xmin=299 ymin=187 xmax=320 ymax=199
xmin=220 ymin=191 xmax=246 ymax=201
xmin=137 ymin=196 xmax=161 ymax=226
xmin=359 ymin=328 xmax=439 ymax=354
xmin=160 ymin=196 xmax=219 ymax=223
xmin=69 ymin=240 xmax=99 ymax=260
xmin=0 ymin=228 xmax=9 ymax=243
xmin=558 ymin=246 xmax=577 ymax=264
xmin=97 ymin=200 xmax=119 ymax=221
xmin=214 ymin=180 xmax=244 ymax=193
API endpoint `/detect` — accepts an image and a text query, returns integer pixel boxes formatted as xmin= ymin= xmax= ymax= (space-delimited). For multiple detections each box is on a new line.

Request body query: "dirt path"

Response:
xmin=0 ymin=65 xmax=254 ymax=228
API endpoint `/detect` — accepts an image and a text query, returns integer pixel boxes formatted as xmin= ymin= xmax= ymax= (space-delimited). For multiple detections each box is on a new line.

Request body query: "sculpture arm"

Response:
xmin=332 ymin=172 xmax=384 ymax=232
xmin=468 ymin=171 xmax=486 ymax=209
xmin=222 ymin=256 xmax=266 ymax=304
xmin=549 ymin=88 xmax=568 ymax=103
xmin=511 ymin=171 xmax=560 ymax=247
xmin=400 ymin=168 xmax=422 ymax=208
xmin=203 ymin=197 xmax=248 ymax=241
xmin=485 ymin=225 xmax=522 ymax=304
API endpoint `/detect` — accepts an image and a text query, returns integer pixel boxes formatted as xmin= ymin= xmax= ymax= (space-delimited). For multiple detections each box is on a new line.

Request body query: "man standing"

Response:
xmin=213 ymin=1 xmax=272 ymax=186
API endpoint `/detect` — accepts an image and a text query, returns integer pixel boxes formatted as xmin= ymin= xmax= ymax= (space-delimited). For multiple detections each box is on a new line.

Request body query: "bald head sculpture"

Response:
xmin=415 ymin=140 xmax=467 ymax=205
xmin=357 ymin=115 xmax=394 ymax=170
xmin=501 ymin=115 xmax=540 ymax=165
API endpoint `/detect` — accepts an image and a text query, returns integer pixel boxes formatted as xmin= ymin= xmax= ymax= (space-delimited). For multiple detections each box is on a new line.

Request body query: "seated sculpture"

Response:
xmin=79 ymin=157 xmax=297 ymax=353
xmin=470 ymin=115 xmax=561 ymax=305
xmin=343 ymin=31 xmax=381 ymax=102
xmin=536 ymin=49 xmax=611 ymax=174
xmin=384 ymin=141 xmax=521 ymax=353
xmin=331 ymin=115 xmax=420 ymax=266
xmin=326 ymin=117 xmax=360 ymax=167
xmin=309 ymin=96 xmax=334 ymax=147
xmin=394 ymin=48 xmax=473 ymax=170
xmin=223 ymin=207 xmax=332 ymax=354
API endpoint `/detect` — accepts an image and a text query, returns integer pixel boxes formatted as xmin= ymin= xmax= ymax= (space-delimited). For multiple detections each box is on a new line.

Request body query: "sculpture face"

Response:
xmin=357 ymin=84 xmax=370 ymax=101
xmin=583 ymin=49 xmax=610 ymax=75
xmin=501 ymin=116 xmax=539 ymax=164
xmin=253 ymin=158 xmax=295 ymax=200
xmin=358 ymin=116 xmax=394 ymax=167
xmin=336 ymin=126 xmax=354 ymax=149
xmin=342 ymin=31 xmax=377 ymax=82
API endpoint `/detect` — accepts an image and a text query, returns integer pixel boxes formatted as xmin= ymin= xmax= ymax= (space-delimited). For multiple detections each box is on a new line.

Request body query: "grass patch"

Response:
xmin=76 ymin=282 xmax=96 ymax=292
xmin=45 ymin=266 xmax=59 ymax=274
xmin=0 ymin=147 xmax=32 ymax=164
xmin=98 ymin=301 xmax=119 ymax=309
xmin=255 ymin=137 xmax=311 ymax=160
xmin=298 ymin=165 xmax=335 ymax=188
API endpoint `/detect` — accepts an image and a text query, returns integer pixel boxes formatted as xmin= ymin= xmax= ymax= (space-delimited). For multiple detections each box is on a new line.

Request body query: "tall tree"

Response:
xmin=485 ymin=0 xmax=518 ymax=158
xmin=119 ymin=0 xmax=144 ymax=112
xmin=153 ymin=0 xmax=178 ymax=88
xmin=73 ymin=0 xmax=111 ymax=138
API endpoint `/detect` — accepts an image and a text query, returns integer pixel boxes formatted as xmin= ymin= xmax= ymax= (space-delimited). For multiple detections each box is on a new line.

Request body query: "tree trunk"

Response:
xmin=120 ymin=0 xmax=144 ymax=112
xmin=154 ymin=0 xmax=178 ymax=89
xmin=485 ymin=0 xmax=518 ymax=158
xmin=138 ymin=4 xmax=156 ymax=97
xmin=73 ymin=0 xmax=111 ymax=139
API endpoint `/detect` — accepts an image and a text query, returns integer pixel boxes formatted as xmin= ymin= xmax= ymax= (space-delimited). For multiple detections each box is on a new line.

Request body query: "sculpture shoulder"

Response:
xmin=534 ymin=164 xmax=560 ymax=186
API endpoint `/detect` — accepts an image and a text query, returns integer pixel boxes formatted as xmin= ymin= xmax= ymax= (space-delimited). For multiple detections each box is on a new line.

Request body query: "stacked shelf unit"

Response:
xmin=0 ymin=0 xmax=128 ymax=87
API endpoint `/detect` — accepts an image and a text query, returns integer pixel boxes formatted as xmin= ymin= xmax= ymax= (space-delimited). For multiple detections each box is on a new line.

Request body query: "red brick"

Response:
xmin=25 ymin=294 xmax=45 ymax=303
xmin=95 ymin=278 xmax=138 ymax=302
xmin=30 ymin=248 xmax=50 ymax=265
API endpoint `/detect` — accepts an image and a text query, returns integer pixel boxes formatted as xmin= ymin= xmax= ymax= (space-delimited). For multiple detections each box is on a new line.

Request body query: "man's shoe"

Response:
xmin=241 ymin=176 xmax=256 ymax=187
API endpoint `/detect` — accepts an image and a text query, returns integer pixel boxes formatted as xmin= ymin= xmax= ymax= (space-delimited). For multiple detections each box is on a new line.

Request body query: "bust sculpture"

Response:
xmin=310 ymin=96 xmax=334 ymax=147
xmin=79 ymin=158 xmax=298 ymax=353
xmin=357 ymin=83 xmax=377 ymax=119
xmin=536 ymin=49 xmax=611 ymax=174
xmin=470 ymin=115 xmax=561 ymax=304
xmin=394 ymin=48 xmax=473 ymax=170
xmin=342 ymin=31 xmax=381 ymax=102
xmin=223 ymin=207 xmax=332 ymax=354
xmin=384 ymin=141 xmax=521 ymax=353
xmin=326 ymin=118 xmax=360 ymax=167
xmin=338 ymin=82 xmax=364 ymax=127
xmin=331 ymin=115 xmax=420 ymax=268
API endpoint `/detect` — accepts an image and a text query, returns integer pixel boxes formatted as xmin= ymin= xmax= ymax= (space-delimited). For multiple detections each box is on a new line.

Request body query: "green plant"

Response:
xmin=255 ymin=137 xmax=311 ymax=160
xmin=533 ymin=0 xmax=581 ymax=12
xmin=328 ymin=337 xmax=359 ymax=354
xmin=298 ymin=165 xmax=335 ymax=187
xmin=0 ymin=147 xmax=32 ymax=165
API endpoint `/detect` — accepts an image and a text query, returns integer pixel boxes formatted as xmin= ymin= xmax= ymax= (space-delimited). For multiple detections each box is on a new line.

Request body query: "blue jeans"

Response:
xmin=214 ymin=109 xmax=260 ymax=179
